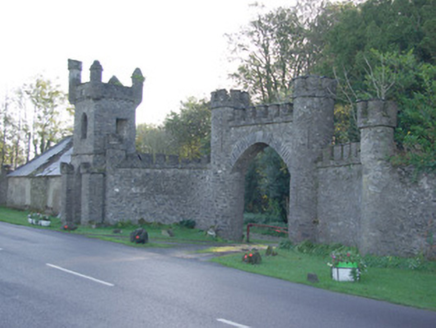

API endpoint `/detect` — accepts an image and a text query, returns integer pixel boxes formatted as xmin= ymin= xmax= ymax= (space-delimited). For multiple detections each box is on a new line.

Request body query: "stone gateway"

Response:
xmin=6 ymin=59 xmax=435 ymax=258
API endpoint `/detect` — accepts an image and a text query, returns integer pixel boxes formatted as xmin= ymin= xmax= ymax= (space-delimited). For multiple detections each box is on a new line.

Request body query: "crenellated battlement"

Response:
xmin=210 ymin=89 xmax=250 ymax=109
xmin=318 ymin=143 xmax=361 ymax=167
xmin=229 ymin=103 xmax=293 ymax=126
xmin=117 ymin=153 xmax=210 ymax=169
xmin=210 ymin=88 xmax=293 ymax=126
xmin=357 ymin=100 xmax=397 ymax=128
xmin=293 ymin=75 xmax=337 ymax=99
xmin=68 ymin=59 xmax=144 ymax=105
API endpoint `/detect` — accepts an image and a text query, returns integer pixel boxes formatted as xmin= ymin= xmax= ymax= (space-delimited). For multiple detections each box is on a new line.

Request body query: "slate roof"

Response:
xmin=8 ymin=137 xmax=73 ymax=177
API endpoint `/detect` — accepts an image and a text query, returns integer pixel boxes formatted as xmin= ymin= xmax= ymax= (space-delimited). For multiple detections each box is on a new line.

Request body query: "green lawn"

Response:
xmin=2 ymin=206 xmax=435 ymax=311
xmin=0 ymin=206 xmax=226 ymax=248
xmin=212 ymin=249 xmax=436 ymax=311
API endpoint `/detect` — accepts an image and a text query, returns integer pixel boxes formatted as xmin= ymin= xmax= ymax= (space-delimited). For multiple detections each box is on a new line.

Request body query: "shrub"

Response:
xmin=278 ymin=239 xmax=293 ymax=250
xmin=179 ymin=219 xmax=196 ymax=229
xmin=114 ymin=220 xmax=133 ymax=229
xmin=242 ymin=249 xmax=262 ymax=264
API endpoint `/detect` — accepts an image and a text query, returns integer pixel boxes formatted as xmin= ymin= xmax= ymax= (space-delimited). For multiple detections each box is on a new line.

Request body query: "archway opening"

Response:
xmin=235 ymin=144 xmax=290 ymax=240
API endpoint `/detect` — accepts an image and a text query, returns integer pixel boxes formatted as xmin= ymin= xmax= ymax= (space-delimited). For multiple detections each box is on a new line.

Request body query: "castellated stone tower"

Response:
xmin=210 ymin=90 xmax=251 ymax=240
xmin=61 ymin=59 xmax=144 ymax=225
xmin=289 ymin=76 xmax=337 ymax=242
xmin=68 ymin=59 xmax=143 ymax=161
xmin=357 ymin=100 xmax=397 ymax=255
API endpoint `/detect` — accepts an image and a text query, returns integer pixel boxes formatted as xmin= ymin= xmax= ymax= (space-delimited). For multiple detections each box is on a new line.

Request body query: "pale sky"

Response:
xmin=0 ymin=0 xmax=296 ymax=125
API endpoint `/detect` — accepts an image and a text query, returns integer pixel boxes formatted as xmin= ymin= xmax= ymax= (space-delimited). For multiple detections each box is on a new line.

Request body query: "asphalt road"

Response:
xmin=1 ymin=222 xmax=435 ymax=328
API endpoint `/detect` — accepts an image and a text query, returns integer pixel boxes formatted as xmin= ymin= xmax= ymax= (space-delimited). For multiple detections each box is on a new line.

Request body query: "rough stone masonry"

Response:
xmin=60 ymin=59 xmax=436 ymax=258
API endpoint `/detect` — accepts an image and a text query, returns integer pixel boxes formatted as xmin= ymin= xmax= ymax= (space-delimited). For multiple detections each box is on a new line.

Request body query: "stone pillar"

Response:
xmin=80 ymin=163 xmax=105 ymax=225
xmin=210 ymin=89 xmax=250 ymax=240
xmin=68 ymin=59 xmax=82 ymax=104
xmin=60 ymin=163 xmax=75 ymax=225
xmin=289 ymin=76 xmax=337 ymax=242
xmin=90 ymin=60 xmax=103 ymax=83
xmin=0 ymin=165 xmax=11 ymax=206
xmin=131 ymin=68 xmax=145 ymax=106
xmin=357 ymin=100 xmax=397 ymax=255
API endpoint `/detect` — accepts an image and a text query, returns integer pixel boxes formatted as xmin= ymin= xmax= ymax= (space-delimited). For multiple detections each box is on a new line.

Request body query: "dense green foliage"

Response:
xmin=244 ymin=147 xmax=290 ymax=223
xmin=393 ymin=62 xmax=436 ymax=171
xmin=136 ymin=97 xmax=210 ymax=160
xmin=163 ymin=97 xmax=211 ymax=159
xmin=136 ymin=123 xmax=173 ymax=155
xmin=313 ymin=0 xmax=436 ymax=170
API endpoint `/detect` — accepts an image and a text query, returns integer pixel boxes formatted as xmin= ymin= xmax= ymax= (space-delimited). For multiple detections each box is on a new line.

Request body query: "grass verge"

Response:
xmin=0 ymin=206 xmax=227 ymax=248
xmin=211 ymin=248 xmax=436 ymax=311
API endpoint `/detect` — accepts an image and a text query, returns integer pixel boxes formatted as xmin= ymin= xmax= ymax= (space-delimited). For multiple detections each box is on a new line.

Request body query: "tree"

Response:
xmin=163 ymin=97 xmax=211 ymax=160
xmin=23 ymin=77 xmax=73 ymax=156
xmin=312 ymin=0 xmax=436 ymax=146
xmin=316 ymin=0 xmax=436 ymax=92
xmin=0 ymin=95 xmax=14 ymax=166
xmin=0 ymin=77 xmax=73 ymax=168
xmin=0 ymin=91 xmax=30 ymax=168
xmin=12 ymin=88 xmax=30 ymax=166
xmin=227 ymin=6 xmax=308 ymax=104
xmin=135 ymin=123 xmax=174 ymax=155
xmin=393 ymin=62 xmax=436 ymax=171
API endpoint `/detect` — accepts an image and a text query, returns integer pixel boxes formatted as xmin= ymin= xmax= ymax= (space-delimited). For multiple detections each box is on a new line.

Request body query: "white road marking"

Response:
xmin=217 ymin=318 xmax=251 ymax=328
xmin=46 ymin=263 xmax=114 ymax=287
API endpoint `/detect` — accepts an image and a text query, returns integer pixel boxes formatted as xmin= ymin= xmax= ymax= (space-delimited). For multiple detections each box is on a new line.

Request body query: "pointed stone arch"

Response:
xmin=210 ymin=76 xmax=337 ymax=242
xmin=230 ymin=131 xmax=292 ymax=173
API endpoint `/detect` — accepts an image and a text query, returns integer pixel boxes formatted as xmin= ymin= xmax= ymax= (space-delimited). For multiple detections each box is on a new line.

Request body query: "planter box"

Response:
xmin=331 ymin=262 xmax=360 ymax=282
xmin=39 ymin=220 xmax=51 ymax=227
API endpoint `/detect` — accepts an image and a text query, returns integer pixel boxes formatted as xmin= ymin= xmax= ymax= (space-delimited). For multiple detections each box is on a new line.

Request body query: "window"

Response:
xmin=116 ymin=118 xmax=128 ymax=137
xmin=81 ymin=113 xmax=88 ymax=139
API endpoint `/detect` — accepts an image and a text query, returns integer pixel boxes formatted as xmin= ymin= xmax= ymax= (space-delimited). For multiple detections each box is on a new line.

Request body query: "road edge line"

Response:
xmin=46 ymin=263 xmax=115 ymax=287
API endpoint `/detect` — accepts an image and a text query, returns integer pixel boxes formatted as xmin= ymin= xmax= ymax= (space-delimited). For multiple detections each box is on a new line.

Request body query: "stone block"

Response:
xmin=307 ymin=273 xmax=319 ymax=283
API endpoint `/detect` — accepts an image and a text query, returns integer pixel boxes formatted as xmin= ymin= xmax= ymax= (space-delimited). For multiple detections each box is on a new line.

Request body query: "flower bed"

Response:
xmin=331 ymin=261 xmax=360 ymax=281
xmin=27 ymin=212 xmax=51 ymax=227
xmin=328 ymin=251 xmax=364 ymax=282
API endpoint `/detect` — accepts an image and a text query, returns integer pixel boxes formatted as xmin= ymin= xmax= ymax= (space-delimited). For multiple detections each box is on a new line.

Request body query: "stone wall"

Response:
xmin=7 ymin=176 xmax=62 ymax=214
xmin=316 ymin=165 xmax=362 ymax=247
xmin=357 ymin=166 xmax=436 ymax=257
xmin=385 ymin=169 xmax=436 ymax=258
xmin=6 ymin=178 xmax=30 ymax=209
xmin=312 ymin=100 xmax=436 ymax=257
xmin=105 ymin=165 xmax=213 ymax=229
xmin=315 ymin=160 xmax=436 ymax=257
